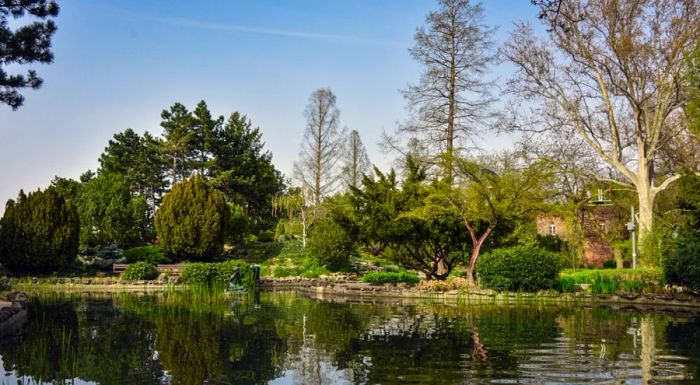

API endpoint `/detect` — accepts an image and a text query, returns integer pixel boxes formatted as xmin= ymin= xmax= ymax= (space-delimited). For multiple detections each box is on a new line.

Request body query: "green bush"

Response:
xmin=180 ymin=260 xmax=253 ymax=288
xmin=0 ymin=188 xmax=80 ymax=272
xmin=664 ymin=231 xmax=700 ymax=291
xmin=124 ymin=245 xmax=170 ymax=264
xmin=122 ymin=261 xmax=159 ymax=281
xmin=155 ymin=175 xmax=230 ymax=261
xmin=361 ymin=271 xmax=420 ymax=284
xmin=602 ymin=259 xmax=617 ymax=269
xmin=308 ymin=218 xmax=357 ymax=270
xmin=477 ymin=244 xmax=561 ymax=292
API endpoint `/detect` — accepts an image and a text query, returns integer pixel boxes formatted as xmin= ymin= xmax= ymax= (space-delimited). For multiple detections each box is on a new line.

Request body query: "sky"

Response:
xmin=0 ymin=0 xmax=543 ymax=210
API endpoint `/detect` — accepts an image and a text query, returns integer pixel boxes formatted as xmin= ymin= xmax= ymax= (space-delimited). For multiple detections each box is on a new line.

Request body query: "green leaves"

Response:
xmin=155 ymin=175 xmax=230 ymax=261
xmin=0 ymin=187 xmax=79 ymax=272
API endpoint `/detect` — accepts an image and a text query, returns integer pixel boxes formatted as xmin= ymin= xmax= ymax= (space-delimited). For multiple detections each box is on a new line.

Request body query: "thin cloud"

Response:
xmin=133 ymin=14 xmax=407 ymax=48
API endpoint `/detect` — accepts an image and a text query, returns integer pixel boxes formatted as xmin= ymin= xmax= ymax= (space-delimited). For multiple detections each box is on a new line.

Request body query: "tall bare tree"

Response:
xmin=294 ymin=88 xmax=345 ymax=205
xmin=503 ymin=0 xmax=700 ymax=242
xmin=342 ymin=130 xmax=372 ymax=188
xmin=392 ymin=0 xmax=496 ymax=182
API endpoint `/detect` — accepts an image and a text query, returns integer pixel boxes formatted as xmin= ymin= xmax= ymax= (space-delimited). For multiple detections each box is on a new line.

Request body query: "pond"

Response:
xmin=0 ymin=291 xmax=699 ymax=385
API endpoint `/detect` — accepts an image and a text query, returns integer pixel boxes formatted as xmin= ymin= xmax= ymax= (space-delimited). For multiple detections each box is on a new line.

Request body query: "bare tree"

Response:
xmin=502 ymin=0 xmax=700 ymax=241
xmin=341 ymin=129 xmax=372 ymax=188
xmin=294 ymin=88 xmax=345 ymax=205
xmin=390 ymin=0 xmax=496 ymax=182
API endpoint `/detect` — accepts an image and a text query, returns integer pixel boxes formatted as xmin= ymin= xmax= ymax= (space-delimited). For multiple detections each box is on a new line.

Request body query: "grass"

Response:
xmin=558 ymin=268 xmax=662 ymax=294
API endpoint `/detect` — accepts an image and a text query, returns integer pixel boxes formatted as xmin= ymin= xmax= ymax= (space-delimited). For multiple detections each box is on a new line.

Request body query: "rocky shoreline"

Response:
xmin=3 ymin=275 xmax=700 ymax=311
xmin=0 ymin=291 xmax=29 ymax=338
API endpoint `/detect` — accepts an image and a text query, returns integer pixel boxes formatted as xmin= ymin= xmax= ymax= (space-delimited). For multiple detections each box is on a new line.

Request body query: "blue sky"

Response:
xmin=0 ymin=0 xmax=542 ymax=208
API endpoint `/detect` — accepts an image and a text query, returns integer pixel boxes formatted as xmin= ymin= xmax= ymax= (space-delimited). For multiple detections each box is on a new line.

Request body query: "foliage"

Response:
xmin=639 ymin=220 xmax=675 ymax=267
xmin=210 ymin=112 xmax=284 ymax=228
xmin=308 ymin=216 xmax=357 ymax=270
xmin=227 ymin=203 xmax=249 ymax=245
xmin=98 ymin=129 xmax=169 ymax=212
xmin=124 ymin=246 xmax=170 ymax=264
xmin=180 ymin=260 xmax=254 ymax=288
xmin=77 ymin=173 xmax=151 ymax=248
xmin=664 ymin=231 xmax=700 ymax=291
xmin=559 ymin=268 xmax=662 ymax=286
xmin=0 ymin=187 xmax=79 ymax=272
xmin=361 ymin=271 xmax=420 ymax=284
xmin=555 ymin=276 xmax=578 ymax=293
xmin=476 ymin=244 xmax=561 ymax=292
xmin=122 ymin=262 xmax=159 ymax=281
xmin=676 ymin=170 xmax=700 ymax=231
xmin=602 ymin=260 xmax=617 ymax=269
xmin=349 ymin=160 xmax=467 ymax=280
xmin=155 ymin=175 xmax=230 ymax=261
xmin=97 ymin=244 xmax=123 ymax=260
xmin=589 ymin=273 xmax=620 ymax=294
xmin=0 ymin=0 xmax=59 ymax=109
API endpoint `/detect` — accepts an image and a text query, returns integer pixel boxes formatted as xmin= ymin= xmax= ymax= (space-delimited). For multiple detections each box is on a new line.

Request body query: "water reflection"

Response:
xmin=0 ymin=291 xmax=698 ymax=385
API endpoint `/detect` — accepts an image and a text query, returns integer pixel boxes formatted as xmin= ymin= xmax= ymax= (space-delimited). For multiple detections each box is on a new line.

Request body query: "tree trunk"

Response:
xmin=464 ymin=221 xmax=495 ymax=286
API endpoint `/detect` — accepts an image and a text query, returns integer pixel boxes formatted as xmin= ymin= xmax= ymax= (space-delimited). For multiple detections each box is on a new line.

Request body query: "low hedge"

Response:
xmin=124 ymin=245 xmax=170 ymax=264
xmin=180 ymin=260 xmax=253 ymax=288
xmin=361 ymin=271 xmax=420 ymax=284
xmin=122 ymin=261 xmax=159 ymax=281
xmin=477 ymin=244 xmax=560 ymax=292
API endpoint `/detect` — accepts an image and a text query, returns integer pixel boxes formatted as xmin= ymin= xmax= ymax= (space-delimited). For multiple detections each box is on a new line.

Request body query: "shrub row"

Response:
xmin=124 ymin=245 xmax=170 ymax=264
xmin=361 ymin=271 xmax=420 ymax=284
xmin=180 ymin=260 xmax=253 ymax=288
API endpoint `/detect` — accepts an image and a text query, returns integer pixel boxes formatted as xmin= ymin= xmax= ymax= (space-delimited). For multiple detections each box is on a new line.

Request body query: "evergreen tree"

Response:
xmin=155 ymin=175 xmax=230 ymax=261
xmin=191 ymin=100 xmax=223 ymax=175
xmin=211 ymin=112 xmax=284 ymax=227
xmin=98 ymin=128 xmax=169 ymax=215
xmin=161 ymin=103 xmax=195 ymax=184
xmin=0 ymin=187 xmax=79 ymax=272
xmin=77 ymin=173 xmax=151 ymax=248
xmin=1 ymin=0 xmax=59 ymax=109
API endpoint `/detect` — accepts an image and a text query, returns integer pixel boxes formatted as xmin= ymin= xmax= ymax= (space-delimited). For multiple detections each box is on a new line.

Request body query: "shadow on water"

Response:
xmin=1 ymin=290 xmax=699 ymax=385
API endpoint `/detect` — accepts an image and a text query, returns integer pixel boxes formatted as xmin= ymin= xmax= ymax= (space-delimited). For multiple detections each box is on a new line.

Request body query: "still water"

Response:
xmin=0 ymin=291 xmax=699 ymax=385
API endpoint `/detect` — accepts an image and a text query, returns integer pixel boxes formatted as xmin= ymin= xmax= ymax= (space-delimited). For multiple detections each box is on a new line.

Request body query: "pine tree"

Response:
xmin=155 ymin=175 xmax=230 ymax=260
xmin=0 ymin=187 xmax=79 ymax=272
xmin=1 ymin=0 xmax=59 ymax=109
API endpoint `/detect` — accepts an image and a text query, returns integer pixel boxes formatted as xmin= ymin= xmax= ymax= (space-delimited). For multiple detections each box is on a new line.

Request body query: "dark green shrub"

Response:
xmin=122 ymin=261 xmax=159 ymax=281
xmin=0 ymin=188 xmax=79 ymax=272
xmin=664 ymin=231 xmax=700 ymax=291
xmin=308 ymin=218 xmax=357 ymax=270
xmin=124 ymin=245 xmax=170 ymax=264
xmin=476 ymin=244 xmax=561 ymax=292
xmin=602 ymin=259 xmax=617 ymax=269
xmin=361 ymin=271 xmax=420 ymax=284
xmin=180 ymin=260 xmax=253 ymax=288
xmin=155 ymin=175 xmax=230 ymax=261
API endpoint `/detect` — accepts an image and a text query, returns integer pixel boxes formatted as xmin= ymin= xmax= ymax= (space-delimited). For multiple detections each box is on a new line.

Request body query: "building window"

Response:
xmin=548 ymin=222 xmax=556 ymax=236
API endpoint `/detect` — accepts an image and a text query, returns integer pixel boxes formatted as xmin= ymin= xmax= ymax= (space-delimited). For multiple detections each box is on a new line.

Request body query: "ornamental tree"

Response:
xmin=0 ymin=187 xmax=79 ymax=272
xmin=155 ymin=175 xmax=230 ymax=261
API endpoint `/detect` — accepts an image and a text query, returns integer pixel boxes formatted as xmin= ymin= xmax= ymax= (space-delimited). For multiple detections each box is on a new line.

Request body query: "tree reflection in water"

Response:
xmin=0 ymin=292 xmax=698 ymax=385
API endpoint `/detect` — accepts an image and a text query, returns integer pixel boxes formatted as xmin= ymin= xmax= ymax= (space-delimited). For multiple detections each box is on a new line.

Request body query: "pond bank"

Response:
xmin=5 ymin=275 xmax=700 ymax=311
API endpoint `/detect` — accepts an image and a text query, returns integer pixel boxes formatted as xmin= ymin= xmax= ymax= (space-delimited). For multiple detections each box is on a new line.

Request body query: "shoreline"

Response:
xmin=5 ymin=276 xmax=700 ymax=312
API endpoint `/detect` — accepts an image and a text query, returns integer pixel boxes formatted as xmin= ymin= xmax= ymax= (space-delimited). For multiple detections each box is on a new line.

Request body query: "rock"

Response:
xmin=616 ymin=291 xmax=639 ymax=300
xmin=81 ymin=278 xmax=91 ymax=285
xmin=6 ymin=292 xmax=27 ymax=303
xmin=157 ymin=273 xmax=168 ymax=284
